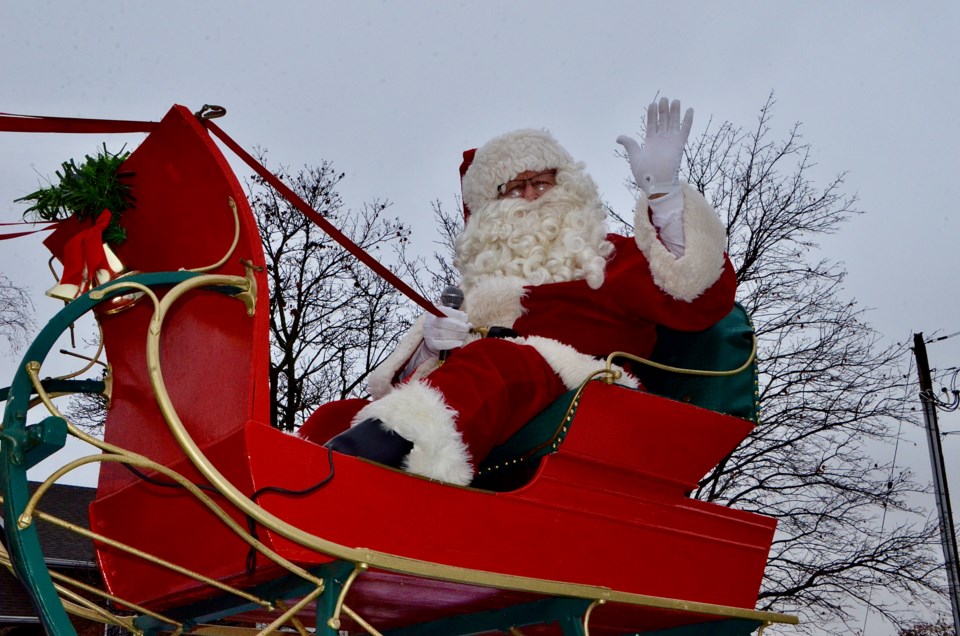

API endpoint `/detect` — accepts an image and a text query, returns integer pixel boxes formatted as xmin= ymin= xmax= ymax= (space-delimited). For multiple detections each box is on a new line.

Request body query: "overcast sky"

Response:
xmin=2 ymin=2 xmax=959 ymax=633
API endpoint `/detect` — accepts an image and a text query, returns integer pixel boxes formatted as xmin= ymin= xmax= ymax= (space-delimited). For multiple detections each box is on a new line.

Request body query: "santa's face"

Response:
xmin=495 ymin=169 xmax=558 ymax=201
xmin=455 ymin=166 xmax=613 ymax=294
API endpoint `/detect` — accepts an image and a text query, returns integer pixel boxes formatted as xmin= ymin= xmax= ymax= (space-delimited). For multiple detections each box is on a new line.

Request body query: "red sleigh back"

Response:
xmin=94 ymin=105 xmax=271 ymax=497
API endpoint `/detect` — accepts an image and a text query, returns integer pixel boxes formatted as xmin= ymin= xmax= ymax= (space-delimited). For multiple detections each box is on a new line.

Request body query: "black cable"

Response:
xmin=245 ymin=445 xmax=336 ymax=575
xmin=248 ymin=445 xmax=337 ymax=502
xmin=926 ymin=331 xmax=960 ymax=344
xmin=121 ymin=463 xmax=219 ymax=494
xmin=119 ymin=445 xmax=337 ymax=577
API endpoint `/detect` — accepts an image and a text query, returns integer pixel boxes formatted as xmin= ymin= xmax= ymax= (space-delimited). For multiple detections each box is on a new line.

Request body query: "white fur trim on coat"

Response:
xmin=366 ymin=314 xmax=431 ymax=399
xmin=522 ymin=336 xmax=639 ymax=391
xmin=462 ymin=275 xmax=528 ymax=330
xmin=633 ymin=183 xmax=728 ymax=302
xmin=352 ymin=381 xmax=473 ymax=485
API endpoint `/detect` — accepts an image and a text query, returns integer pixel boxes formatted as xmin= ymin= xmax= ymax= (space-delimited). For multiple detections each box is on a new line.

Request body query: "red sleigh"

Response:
xmin=1 ymin=105 xmax=796 ymax=635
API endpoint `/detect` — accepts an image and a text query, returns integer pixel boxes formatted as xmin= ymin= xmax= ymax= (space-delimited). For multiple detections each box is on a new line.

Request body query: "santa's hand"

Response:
xmin=617 ymin=97 xmax=693 ymax=196
xmin=423 ymin=306 xmax=472 ymax=354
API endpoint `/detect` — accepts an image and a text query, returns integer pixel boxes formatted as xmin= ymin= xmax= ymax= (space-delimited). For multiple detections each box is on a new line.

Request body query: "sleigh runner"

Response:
xmin=1 ymin=105 xmax=797 ymax=634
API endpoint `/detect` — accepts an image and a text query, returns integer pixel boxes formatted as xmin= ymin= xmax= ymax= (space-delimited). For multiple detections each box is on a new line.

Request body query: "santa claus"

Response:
xmin=321 ymin=98 xmax=736 ymax=486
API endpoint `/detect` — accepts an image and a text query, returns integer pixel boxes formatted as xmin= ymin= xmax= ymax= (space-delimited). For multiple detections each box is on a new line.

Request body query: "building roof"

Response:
xmin=0 ymin=567 xmax=41 ymax=624
xmin=1 ymin=481 xmax=97 ymax=623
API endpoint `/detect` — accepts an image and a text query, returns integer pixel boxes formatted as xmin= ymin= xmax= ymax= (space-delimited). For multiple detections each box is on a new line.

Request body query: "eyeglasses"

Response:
xmin=496 ymin=170 xmax=558 ymax=199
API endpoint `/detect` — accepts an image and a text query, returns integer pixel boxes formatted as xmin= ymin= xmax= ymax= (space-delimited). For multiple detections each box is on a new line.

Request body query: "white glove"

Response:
xmin=423 ymin=306 xmax=472 ymax=354
xmin=617 ymin=97 xmax=693 ymax=196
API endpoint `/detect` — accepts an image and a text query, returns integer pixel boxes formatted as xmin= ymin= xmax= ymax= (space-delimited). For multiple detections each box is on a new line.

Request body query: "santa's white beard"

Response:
xmin=454 ymin=177 xmax=613 ymax=328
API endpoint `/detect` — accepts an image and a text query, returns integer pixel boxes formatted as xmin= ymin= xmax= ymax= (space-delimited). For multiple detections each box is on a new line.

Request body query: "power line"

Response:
xmin=925 ymin=331 xmax=960 ymax=344
xmin=925 ymin=369 xmax=960 ymax=412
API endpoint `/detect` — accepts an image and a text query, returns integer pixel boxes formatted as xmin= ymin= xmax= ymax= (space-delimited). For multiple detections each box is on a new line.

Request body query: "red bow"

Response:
xmin=48 ymin=211 xmax=121 ymax=298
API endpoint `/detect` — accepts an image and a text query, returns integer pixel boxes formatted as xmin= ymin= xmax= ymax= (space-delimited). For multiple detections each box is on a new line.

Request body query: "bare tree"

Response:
xmin=396 ymin=198 xmax=462 ymax=299
xmin=681 ymin=93 xmax=943 ymax=632
xmin=0 ymin=273 xmax=34 ymax=355
xmin=899 ymin=620 xmax=957 ymax=636
xmin=247 ymin=153 xmax=419 ymax=431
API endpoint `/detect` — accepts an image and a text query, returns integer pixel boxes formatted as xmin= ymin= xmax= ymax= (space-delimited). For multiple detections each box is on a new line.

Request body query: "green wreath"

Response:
xmin=17 ymin=144 xmax=133 ymax=245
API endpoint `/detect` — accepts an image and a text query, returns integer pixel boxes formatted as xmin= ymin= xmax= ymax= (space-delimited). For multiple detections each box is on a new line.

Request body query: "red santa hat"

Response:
xmin=459 ymin=129 xmax=576 ymax=221
xmin=459 ymin=148 xmax=476 ymax=221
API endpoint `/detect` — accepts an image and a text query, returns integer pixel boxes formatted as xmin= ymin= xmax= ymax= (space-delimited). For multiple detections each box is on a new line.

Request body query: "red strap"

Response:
xmin=204 ymin=120 xmax=442 ymax=317
xmin=1 ymin=110 xmax=439 ymax=316
xmin=0 ymin=228 xmax=52 ymax=240
xmin=0 ymin=220 xmax=56 ymax=241
xmin=0 ymin=112 xmax=155 ymax=134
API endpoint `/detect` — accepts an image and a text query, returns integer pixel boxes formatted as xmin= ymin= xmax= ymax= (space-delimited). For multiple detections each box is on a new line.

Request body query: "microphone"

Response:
xmin=438 ymin=285 xmax=464 ymax=361
xmin=440 ymin=285 xmax=464 ymax=310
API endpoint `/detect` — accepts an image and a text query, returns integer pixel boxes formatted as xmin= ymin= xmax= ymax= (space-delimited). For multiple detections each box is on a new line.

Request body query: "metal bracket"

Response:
xmin=194 ymin=104 xmax=227 ymax=120
xmin=2 ymin=416 xmax=68 ymax=468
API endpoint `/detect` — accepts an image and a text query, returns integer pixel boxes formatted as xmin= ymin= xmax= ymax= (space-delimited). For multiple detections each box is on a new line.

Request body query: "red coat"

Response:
xmin=514 ymin=234 xmax=736 ymax=359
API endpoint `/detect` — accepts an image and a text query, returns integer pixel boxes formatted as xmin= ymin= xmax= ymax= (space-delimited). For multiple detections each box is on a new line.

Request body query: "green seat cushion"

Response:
xmin=478 ymin=390 xmax=579 ymax=468
xmin=636 ymin=302 xmax=758 ymax=423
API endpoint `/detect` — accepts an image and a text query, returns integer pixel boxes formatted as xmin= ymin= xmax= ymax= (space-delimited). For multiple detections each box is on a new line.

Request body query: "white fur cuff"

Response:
xmin=352 ymin=381 xmax=474 ymax=486
xmin=366 ymin=315 xmax=428 ymax=399
xmin=633 ymin=183 xmax=728 ymax=302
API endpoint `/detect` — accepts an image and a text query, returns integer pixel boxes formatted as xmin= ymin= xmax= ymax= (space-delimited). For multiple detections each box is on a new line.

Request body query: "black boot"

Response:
xmin=324 ymin=418 xmax=413 ymax=468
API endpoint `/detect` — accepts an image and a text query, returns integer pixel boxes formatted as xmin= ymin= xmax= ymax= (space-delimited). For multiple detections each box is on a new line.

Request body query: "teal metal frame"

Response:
xmin=0 ymin=271 xmax=227 ymax=636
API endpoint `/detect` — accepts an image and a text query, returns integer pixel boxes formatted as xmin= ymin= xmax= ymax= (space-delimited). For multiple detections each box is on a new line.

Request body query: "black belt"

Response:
xmin=473 ymin=326 xmax=520 ymax=339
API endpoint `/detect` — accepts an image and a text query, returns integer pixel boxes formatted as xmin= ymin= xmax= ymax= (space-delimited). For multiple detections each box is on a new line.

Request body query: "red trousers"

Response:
xmin=421 ymin=338 xmax=568 ymax=469
xmin=299 ymin=338 xmax=567 ymax=469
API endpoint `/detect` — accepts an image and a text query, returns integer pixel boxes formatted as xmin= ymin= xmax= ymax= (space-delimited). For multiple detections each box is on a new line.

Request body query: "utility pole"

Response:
xmin=913 ymin=332 xmax=960 ymax=633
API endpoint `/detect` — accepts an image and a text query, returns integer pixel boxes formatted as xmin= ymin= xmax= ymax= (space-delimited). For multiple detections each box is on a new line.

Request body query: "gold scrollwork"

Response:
xmin=327 ymin=563 xmax=368 ymax=630
xmin=604 ymin=334 xmax=757 ymax=380
xmin=583 ymin=598 xmax=605 ymax=635
xmin=186 ymin=197 xmax=242 ymax=274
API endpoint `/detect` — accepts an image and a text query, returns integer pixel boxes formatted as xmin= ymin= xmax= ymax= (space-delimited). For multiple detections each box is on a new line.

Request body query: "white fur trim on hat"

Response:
xmin=461 ymin=129 xmax=576 ymax=214
xmin=633 ymin=184 xmax=728 ymax=302
xmin=352 ymin=381 xmax=474 ymax=485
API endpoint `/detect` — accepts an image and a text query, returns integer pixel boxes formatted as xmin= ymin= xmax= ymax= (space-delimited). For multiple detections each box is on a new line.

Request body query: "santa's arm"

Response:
xmin=645 ymin=186 xmax=686 ymax=256
xmin=616 ymin=97 xmax=734 ymax=309
xmin=632 ymin=183 xmax=730 ymax=304
xmin=366 ymin=306 xmax=472 ymax=399
xmin=366 ymin=316 xmax=430 ymax=399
